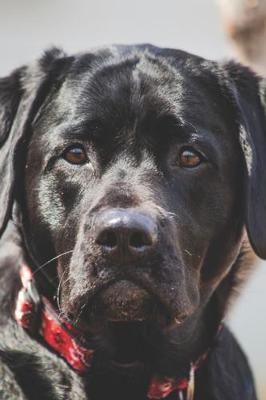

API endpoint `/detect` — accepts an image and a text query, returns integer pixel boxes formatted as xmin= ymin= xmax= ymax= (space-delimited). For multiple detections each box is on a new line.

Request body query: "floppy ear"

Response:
xmin=0 ymin=67 xmax=26 ymax=236
xmin=225 ymin=62 xmax=266 ymax=259
xmin=0 ymin=48 xmax=67 ymax=237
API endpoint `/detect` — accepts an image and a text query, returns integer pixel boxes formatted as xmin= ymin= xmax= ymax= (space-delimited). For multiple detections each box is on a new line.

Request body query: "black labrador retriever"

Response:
xmin=0 ymin=44 xmax=265 ymax=400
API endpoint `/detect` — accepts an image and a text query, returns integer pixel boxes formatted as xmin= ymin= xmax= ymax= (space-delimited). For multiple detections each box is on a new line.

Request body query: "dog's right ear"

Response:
xmin=0 ymin=69 xmax=23 ymax=145
xmin=0 ymin=48 xmax=68 ymax=237
xmin=0 ymin=68 xmax=25 ymax=236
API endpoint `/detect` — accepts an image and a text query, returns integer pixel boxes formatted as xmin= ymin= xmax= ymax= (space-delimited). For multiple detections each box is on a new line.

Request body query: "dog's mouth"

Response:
xmin=72 ymin=279 xmax=172 ymax=334
xmin=86 ymin=279 xmax=170 ymax=325
xmin=66 ymin=280 xmax=182 ymax=367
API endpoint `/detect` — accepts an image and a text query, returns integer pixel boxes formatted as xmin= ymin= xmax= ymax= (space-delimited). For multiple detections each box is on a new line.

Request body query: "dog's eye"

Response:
xmin=178 ymin=147 xmax=202 ymax=168
xmin=63 ymin=146 xmax=88 ymax=165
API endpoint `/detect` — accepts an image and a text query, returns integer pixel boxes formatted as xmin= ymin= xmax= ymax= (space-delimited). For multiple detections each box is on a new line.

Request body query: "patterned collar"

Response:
xmin=14 ymin=264 xmax=215 ymax=400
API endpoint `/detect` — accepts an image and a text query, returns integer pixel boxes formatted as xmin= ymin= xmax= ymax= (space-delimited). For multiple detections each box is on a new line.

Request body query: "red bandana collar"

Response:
xmin=14 ymin=264 xmax=213 ymax=400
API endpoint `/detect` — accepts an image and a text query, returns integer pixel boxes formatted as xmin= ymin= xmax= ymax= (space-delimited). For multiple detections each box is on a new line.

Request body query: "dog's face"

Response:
xmin=1 ymin=46 xmax=266 ymax=343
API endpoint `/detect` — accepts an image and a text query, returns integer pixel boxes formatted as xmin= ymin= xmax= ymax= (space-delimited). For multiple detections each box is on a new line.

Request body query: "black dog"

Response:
xmin=0 ymin=44 xmax=265 ymax=400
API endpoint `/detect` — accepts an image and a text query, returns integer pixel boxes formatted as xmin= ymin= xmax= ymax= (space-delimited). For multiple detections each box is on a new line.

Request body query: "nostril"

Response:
xmin=96 ymin=229 xmax=118 ymax=249
xmin=94 ymin=209 xmax=158 ymax=257
xmin=129 ymin=231 xmax=152 ymax=249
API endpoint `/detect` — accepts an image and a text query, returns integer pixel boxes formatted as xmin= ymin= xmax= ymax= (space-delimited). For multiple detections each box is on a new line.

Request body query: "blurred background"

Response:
xmin=0 ymin=0 xmax=265 ymax=398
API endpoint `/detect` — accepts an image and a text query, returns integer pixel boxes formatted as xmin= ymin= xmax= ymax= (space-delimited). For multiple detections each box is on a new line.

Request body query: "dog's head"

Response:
xmin=0 ymin=45 xmax=265 ymax=343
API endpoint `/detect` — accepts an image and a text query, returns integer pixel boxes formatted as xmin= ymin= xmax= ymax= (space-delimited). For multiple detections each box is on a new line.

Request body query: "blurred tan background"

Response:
xmin=0 ymin=0 xmax=265 ymax=398
xmin=218 ymin=0 xmax=266 ymax=75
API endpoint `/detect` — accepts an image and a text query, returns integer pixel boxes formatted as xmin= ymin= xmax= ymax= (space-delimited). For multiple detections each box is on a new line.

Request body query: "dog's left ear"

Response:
xmin=0 ymin=48 xmax=67 ymax=237
xmin=225 ymin=62 xmax=266 ymax=259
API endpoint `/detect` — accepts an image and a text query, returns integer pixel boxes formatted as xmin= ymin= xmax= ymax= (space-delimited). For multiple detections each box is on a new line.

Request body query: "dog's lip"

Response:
xmin=73 ymin=277 xmax=173 ymax=328
xmin=67 ymin=274 xmax=179 ymax=330
xmin=98 ymin=279 xmax=153 ymax=321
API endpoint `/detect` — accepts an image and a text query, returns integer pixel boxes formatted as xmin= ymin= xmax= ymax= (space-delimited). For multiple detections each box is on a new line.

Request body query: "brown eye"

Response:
xmin=63 ymin=146 xmax=87 ymax=165
xmin=179 ymin=147 xmax=202 ymax=168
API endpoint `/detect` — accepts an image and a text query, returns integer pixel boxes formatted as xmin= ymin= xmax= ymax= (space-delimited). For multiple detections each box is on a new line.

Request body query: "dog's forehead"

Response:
xmin=59 ymin=49 xmax=186 ymax=122
xmin=65 ymin=48 xmax=221 ymax=120
xmin=35 ymin=46 xmax=233 ymax=146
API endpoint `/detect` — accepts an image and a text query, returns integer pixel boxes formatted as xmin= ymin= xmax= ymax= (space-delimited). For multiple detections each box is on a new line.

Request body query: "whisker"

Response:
xmin=74 ymin=302 xmax=87 ymax=326
xmin=31 ymin=250 xmax=74 ymax=278
xmin=56 ymin=268 xmax=69 ymax=315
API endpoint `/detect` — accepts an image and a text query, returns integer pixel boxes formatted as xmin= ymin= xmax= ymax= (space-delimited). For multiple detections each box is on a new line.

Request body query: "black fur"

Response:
xmin=0 ymin=44 xmax=265 ymax=399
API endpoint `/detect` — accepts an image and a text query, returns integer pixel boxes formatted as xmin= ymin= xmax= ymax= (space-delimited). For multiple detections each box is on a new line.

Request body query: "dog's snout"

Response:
xmin=94 ymin=208 xmax=158 ymax=259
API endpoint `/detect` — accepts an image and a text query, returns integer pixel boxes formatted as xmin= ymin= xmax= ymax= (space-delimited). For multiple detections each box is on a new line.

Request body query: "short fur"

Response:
xmin=0 ymin=44 xmax=265 ymax=400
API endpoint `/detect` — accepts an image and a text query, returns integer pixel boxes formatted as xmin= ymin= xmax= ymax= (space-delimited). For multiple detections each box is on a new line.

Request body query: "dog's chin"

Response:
xmin=77 ymin=280 xmax=171 ymax=329
xmin=98 ymin=280 xmax=154 ymax=322
xmin=66 ymin=280 xmax=179 ymax=366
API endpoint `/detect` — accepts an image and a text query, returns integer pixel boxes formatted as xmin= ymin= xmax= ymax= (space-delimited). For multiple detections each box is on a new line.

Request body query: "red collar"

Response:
xmin=14 ymin=264 xmax=213 ymax=400
xmin=15 ymin=265 xmax=94 ymax=372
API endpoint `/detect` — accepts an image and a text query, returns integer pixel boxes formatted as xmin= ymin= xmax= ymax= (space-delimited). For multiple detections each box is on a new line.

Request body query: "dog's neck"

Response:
xmin=14 ymin=262 xmax=221 ymax=400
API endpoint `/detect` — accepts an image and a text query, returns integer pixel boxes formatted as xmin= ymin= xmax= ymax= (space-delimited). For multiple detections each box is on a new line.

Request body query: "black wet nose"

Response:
xmin=94 ymin=208 xmax=158 ymax=260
